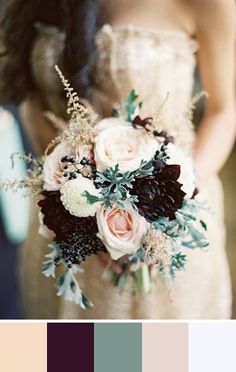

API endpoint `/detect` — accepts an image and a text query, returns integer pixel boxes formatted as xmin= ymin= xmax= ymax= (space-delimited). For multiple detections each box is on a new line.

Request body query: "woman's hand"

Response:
xmin=97 ymin=252 xmax=123 ymax=274
xmin=97 ymin=252 xmax=158 ymax=278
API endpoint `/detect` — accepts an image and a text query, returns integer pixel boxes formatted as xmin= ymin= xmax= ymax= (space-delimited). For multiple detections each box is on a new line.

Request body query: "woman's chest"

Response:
xmin=102 ymin=0 xmax=195 ymax=36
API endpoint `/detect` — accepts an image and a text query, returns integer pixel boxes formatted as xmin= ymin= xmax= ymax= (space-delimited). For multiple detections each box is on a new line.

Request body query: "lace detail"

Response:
xmin=97 ymin=24 xmax=199 ymax=53
xmin=93 ymin=24 xmax=199 ymax=153
xmin=30 ymin=23 xmax=199 ymax=152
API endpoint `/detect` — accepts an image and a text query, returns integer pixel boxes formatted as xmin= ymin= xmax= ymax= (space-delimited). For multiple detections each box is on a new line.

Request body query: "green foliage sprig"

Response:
xmin=153 ymin=199 xmax=209 ymax=249
xmin=170 ymin=252 xmax=187 ymax=277
xmin=42 ymin=243 xmax=93 ymax=310
xmin=123 ymin=89 xmax=143 ymax=122
xmin=56 ymin=268 xmax=93 ymax=309
xmin=158 ymin=251 xmax=187 ymax=278
xmin=85 ymin=160 xmax=153 ymax=208
xmin=129 ymin=248 xmax=145 ymax=265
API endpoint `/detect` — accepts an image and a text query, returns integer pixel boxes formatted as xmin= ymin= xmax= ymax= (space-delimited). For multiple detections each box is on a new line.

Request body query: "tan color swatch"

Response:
xmin=0 ymin=323 xmax=46 ymax=372
xmin=142 ymin=323 xmax=188 ymax=372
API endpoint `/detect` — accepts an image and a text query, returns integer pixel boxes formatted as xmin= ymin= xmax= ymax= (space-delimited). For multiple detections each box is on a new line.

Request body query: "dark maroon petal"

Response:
xmin=132 ymin=115 xmax=153 ymax=130
xmin=38 ymin=191 xmax=98 ymax=242
xmin=131 ymin=161 xmax=186 ymax=222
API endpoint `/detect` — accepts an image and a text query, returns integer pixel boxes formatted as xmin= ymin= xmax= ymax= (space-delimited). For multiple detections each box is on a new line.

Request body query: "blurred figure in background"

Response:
xmin=0 ymin=108 xmax=30 ymax=318
xmin=0 ymin=0 xmax=30 ymax=318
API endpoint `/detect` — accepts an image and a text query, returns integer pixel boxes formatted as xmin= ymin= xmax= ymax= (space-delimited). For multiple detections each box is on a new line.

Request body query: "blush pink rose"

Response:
xmin=96 ymin=203 xmax=149 ymax=260
xmin=94 ymin=122 xmax=158 ymax=173
xmin=43 ymin=142 xmax=89 ymax=191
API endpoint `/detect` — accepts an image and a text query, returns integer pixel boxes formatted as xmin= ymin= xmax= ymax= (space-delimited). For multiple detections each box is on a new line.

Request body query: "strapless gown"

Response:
xmin=21 ymin=24 xmax=232 ymax=319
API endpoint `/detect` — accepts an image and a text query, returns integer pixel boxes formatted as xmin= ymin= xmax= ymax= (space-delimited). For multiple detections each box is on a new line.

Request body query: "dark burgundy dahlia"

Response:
xmin=131 ymin=162 xmax=186 ymax=222
xmin=38 ymin=191 xmax=83 ymax=241
xmin=38 ymin=191 xmax=106 ymax=266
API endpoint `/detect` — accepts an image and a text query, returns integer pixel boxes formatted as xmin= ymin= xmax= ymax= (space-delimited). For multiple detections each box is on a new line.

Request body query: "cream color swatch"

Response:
xmin=142 ymin=323 xmax=188 ymax=372
xmin=0 ymin=323 xmax=46 ymax=372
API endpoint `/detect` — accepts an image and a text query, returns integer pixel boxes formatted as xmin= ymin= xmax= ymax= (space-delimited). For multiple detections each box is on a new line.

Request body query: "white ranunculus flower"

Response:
xmin=166 ymin=142 xmax=196 ymax=198
xmin=43 ymin=142 xmax=89 ymax=191
xmin=60 ymin=175 xmax=101 ymax=217
xmin=96 ymin=203 xmax=149 ymax=260
xmin=94 ymin=119 xmax=158 ymax=172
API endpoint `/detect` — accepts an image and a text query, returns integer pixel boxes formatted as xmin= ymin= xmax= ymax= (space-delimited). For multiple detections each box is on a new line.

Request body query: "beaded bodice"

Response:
xmin=31 ymin=23 xmax=199 ymax=151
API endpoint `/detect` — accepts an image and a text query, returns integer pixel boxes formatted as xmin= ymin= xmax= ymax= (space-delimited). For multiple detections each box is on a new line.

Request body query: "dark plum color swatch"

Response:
xmin=47 ymin=323 xmax=94 ymax=372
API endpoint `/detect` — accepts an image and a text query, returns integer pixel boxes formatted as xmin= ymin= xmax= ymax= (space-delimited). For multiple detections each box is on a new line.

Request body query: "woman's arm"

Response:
xmin=19 ymin=94 xmax=57 ymax=155
xmin=192 ymin=0 xmax=236 ymax=182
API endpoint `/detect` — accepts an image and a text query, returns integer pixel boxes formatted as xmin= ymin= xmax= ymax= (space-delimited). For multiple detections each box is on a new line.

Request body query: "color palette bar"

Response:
xmin=0 ymin=323 xmax=236 ymax=371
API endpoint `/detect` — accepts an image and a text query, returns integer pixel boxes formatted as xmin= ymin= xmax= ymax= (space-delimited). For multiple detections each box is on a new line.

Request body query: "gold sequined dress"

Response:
xmin=21 ymin=24 xmax=232 ymax=319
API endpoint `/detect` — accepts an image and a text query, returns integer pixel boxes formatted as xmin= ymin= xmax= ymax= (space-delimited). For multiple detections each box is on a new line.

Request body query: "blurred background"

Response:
xmin=0 ymin=107 xmax=31 ymax=318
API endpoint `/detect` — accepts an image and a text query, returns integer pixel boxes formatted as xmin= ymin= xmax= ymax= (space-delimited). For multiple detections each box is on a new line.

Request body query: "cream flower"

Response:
xmin=60 ymin=175 xmax=101 ymax=217
xmin=166 ymin=142 xmax=196 ymax=198
xmin=94 ymin=121 xmax=158 ymax=172
xmin=43 ymin=142 xmax=89 ymax=191
xmin=96 ymin=203 xmax=149 ymax=260
xmin=94 ymin=117 xmax=128 ymax=135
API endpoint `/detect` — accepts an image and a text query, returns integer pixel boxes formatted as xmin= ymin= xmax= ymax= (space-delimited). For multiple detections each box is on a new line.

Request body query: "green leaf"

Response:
xmin=129 ymin=248 xmax=145 ymax=264
xmin=95 ymin=160 xmax=153 ymax=209
xmin=123 ymin=89 xmax=143 ymax=122
xmin=153 ymin=198 xmax=209 ymax=250
xmin=200 ymin=219 xmax=207 ymax=231
xmin=42 ymin=261 xmax=56 ymax=278
xmin=56 ymin=268 xmax=93 ymax=309
xmin=83 ymin=191 xmax=101 ymax=205
xmin=81 ymin=292 xmax=94 ymax=309
xmin=42 ymin=243 xmax=59 ymax=278
xmin=169 ymin=252 xmax=187 ymax=277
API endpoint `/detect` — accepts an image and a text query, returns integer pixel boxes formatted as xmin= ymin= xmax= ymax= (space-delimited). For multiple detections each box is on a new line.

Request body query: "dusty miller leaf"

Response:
xmin=95 ymin=160 xmax=153 ymax=208
xmin=56 ymin=266 xmax=93 ymax=310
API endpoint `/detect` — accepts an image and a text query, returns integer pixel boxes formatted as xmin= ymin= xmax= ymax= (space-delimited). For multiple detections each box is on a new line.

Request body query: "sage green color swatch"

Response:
xmin=94 ymin=323 xmax=142 ymax=372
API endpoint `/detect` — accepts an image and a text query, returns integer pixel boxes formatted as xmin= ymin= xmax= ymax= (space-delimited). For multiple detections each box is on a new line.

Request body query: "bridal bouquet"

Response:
xmin=1 ymin=67 xmax=208 ymax=309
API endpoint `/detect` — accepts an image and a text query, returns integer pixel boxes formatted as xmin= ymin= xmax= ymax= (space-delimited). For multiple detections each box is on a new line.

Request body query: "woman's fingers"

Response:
xmin=97 ymin=254 xmax=157 ymax=277
xmin=97 ymin=253 xmax=122 ymax=274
